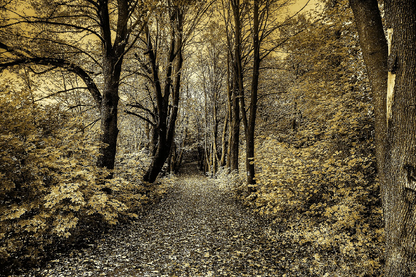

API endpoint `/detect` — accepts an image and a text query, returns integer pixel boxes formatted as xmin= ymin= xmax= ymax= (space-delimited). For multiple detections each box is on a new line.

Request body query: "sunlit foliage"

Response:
xmin=0 ymin=85 xmax=159 ymax=269
xmin=229 ymin=0 xmax=385 ymax=275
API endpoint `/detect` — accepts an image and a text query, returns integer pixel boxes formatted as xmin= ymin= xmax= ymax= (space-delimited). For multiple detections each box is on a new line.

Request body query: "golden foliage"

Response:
xmin=0 ymin=86 xmax=164 ymax=268
xmin=232 ymin=1 xmax=384 ymax=275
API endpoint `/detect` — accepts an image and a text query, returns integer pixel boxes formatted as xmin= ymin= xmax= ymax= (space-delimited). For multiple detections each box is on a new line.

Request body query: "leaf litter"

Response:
xmin=13 ymin=173 xmax=314 ymax=276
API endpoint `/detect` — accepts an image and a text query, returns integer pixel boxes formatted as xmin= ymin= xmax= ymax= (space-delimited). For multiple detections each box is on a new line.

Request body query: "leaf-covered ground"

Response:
xmin=13 ymin=170 xmax=319 ymax=277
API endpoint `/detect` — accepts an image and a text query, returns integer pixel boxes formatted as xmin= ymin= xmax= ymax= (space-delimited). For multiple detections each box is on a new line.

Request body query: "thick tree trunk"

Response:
xmin=383 ymin=1 xmax=416 ymax=275
xmin=351 ymin=0 xmax=416 ymax=275
xmin=349 ymin=0 xmax=387 ymax=185
xmin=97 ymin=56 xmax=121 ymax=170
xmin=144 ymin=139 xmax=170 ymax=182
xmin=96 ymin=0 xmax=128 ymax=170
xmin=143 ymin=94 xmax=171 ymax=182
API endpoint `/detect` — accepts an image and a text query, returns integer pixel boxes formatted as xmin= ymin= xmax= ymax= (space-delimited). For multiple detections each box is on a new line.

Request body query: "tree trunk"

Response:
xmin=245 ymin=0 xmax=260 ymax=185
xmin=230 ymin=77 xmax=240 ymax=171
xmin=349 ymin=0 xmax=387 ymax=185
xmin=226 ymin=50 xmax=233 ymax=169
xmin=350 ymin=0 xmax=416 ymax=275
xmin=230 ymin=0 xmax=242 ymax=172
xmin=220 ymin=110 xmax=229 ymax=167
xmin=204 ymin=81 xmax=211 ymax=174
xmin=97 ymin=56 xmax=121 ymax=170
xmin=212 ymin=90 xmax=219 ymax=175
xmin=383 ymin=1 xmax=416 ymax=275
xmin=96 ymin=0 xmax=128 ymax=170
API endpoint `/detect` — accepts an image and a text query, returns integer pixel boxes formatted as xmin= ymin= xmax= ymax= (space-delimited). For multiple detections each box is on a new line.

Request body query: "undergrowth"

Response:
xmin=220 ymin=135 xmax=385 ymax=276
xmin=0 ymin=87 xmax=169 ymax=275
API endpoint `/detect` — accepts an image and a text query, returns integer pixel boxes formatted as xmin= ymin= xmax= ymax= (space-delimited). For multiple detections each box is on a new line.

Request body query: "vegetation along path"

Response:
xmin=17 ymin=171 xmax=307 ymax=277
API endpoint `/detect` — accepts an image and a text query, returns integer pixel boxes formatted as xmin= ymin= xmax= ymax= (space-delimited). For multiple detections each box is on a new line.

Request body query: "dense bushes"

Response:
xmin=0 ymin=87 xmax=164 ymax=273
xmin=233 ymin=93 xmax=384 ymax=275
xmin=229 ymin=1 xmax=385 ymax=275
xmin=236 ymin=137 xmax=383 ymax=275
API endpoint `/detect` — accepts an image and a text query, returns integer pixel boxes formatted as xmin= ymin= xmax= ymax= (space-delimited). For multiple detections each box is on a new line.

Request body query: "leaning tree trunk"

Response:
xmin=349 ymin=0 xmax=388 ymax=184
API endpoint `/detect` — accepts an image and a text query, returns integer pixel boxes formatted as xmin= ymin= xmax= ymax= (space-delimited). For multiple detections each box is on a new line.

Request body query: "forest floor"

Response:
xmin=13 ymin=164 xmax=315 ymax=277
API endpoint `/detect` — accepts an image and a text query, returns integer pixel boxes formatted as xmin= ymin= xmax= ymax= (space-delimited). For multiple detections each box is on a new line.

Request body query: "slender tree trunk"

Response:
xmin=212 ymin=90 xmax=219 ymax=175
xmin=204 ymin=81 xmax=211 ymax=174
xmin=174 ymin=130 xmax=187 ymax=173
xmin=230 ymin=77 xmax=240 ymax=171
xmin=245 ymin=0 xmax=260 ymax=185
xmin=230 ymin=0 xmax=242 ymax=172
xmin=226 ymin=50 xmax=233 ymax=169
xmin=220 ymin=111 xmax=228 ymax=167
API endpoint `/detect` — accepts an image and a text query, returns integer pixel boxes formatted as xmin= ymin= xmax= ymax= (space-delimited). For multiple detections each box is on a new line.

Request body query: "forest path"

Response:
xmin=23 ymin=169 xmax=300 ymax=277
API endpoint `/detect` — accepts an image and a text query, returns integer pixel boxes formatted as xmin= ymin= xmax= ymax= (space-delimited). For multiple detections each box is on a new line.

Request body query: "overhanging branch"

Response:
xmin=0 ymin=57 xmax=102 ymax=108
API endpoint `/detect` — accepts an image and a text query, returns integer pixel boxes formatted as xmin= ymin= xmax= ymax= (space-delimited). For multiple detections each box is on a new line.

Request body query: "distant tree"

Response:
xmin=222 ymin=0 xmax=303 ymax=183
xmin=127 ymin=0 xmax=212 ymax=183
xmin=191 ymin=20 xmax=228 ymax=175
xmin=350 ymin=0 xmax=416 ymax=275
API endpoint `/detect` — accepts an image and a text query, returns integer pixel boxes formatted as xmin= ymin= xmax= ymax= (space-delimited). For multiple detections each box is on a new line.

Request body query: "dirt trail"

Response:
xmin=18 ymin=172 xmax=292 ymax=277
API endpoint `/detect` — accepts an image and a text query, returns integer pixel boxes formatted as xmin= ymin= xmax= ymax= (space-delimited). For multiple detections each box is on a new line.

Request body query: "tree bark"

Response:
xmin=350 ymin=0 xmax=416 ymax=275
xmin=383 ymin=1 xmax=416 ymax=275
xmin=96 ymin=0 xmax=129 ymax=170
xmin=212 ymin=93 xmax=219 ymax=175
xmin=245 ymin=0 xmax=260 ymax=185
xmin=349 ymin=0 xmax=387 ymax=186
xmin=230 ymin=0 xmax=242 ymax=172
xmin=220 ymin=110 xmax=228 ymax=167
xmin=226 ymin=50 xmax=233 ymax=169
xmin=98 ymin=56 xmax=121 ymax=170
xmin=230 ymin=77 xmax=240 ymax=171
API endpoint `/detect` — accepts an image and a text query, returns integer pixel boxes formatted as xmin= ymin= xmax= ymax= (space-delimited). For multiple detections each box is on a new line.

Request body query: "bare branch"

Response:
xmin=35 ymin=86 xmax=89 ymax=102
xmin=125 ymin=110 xmax=155 ymax=126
